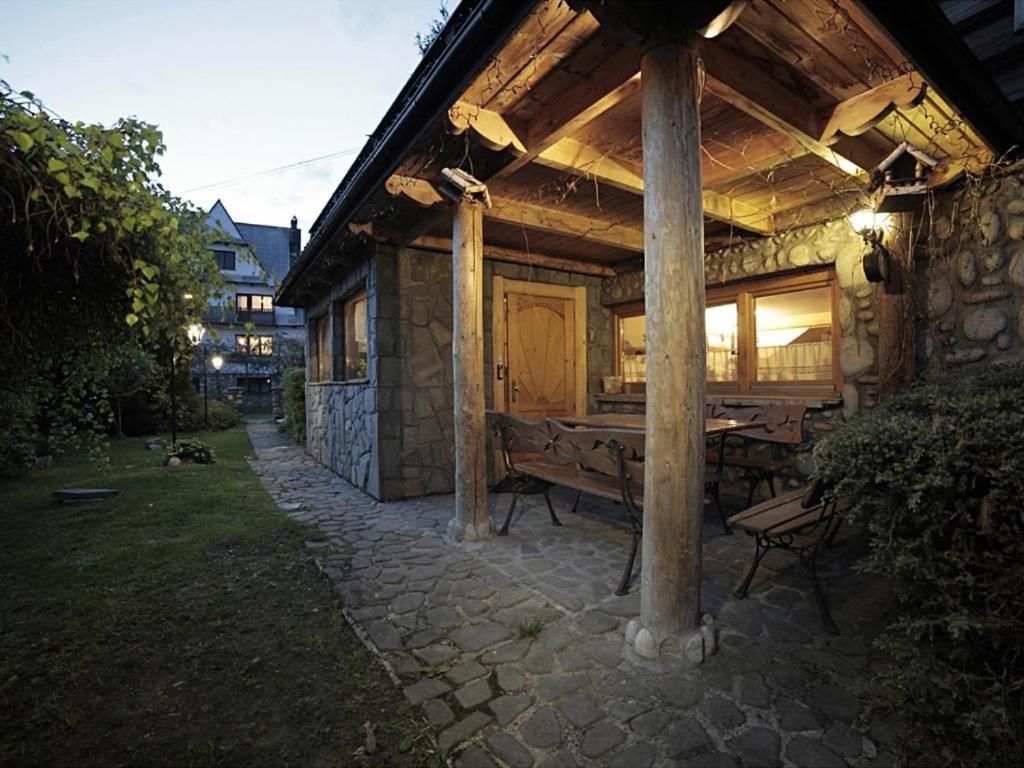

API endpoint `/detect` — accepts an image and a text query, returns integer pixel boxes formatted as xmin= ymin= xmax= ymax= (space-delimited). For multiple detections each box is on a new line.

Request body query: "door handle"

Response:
xmin=511 ymin=379 xmax=519 ymax=403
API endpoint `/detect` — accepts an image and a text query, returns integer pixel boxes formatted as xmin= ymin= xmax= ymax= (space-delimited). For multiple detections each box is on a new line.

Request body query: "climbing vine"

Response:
xmin=0 ymin=82 xmax=222 ymax=473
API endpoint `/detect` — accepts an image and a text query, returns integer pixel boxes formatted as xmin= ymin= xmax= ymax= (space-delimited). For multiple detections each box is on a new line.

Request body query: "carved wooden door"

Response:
xmin=506 ymin=292 xmax=577 ymax=419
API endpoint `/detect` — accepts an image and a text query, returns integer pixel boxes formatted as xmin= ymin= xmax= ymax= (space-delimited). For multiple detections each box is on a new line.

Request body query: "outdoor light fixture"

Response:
xmin=211 ymin=355 xmax=223 ymax=371
xmin=187 ymin=323 xmax=206 ymax=346
xmin=849 ymin=208 xmax=892 ymax=284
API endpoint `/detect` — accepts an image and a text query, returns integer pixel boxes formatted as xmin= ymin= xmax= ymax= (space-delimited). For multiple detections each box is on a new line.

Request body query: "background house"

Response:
xmin=196 ymin=200 xmax=305 ymax=408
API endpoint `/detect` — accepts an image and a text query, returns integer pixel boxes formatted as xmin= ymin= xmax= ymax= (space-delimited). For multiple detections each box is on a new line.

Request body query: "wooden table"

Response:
xmin=555 ymin=414 xmax=766 ymax=436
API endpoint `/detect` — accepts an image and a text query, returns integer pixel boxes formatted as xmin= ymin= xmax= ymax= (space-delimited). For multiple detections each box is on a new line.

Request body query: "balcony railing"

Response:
xmin=201 ymin=308 xmax=276 ymax=326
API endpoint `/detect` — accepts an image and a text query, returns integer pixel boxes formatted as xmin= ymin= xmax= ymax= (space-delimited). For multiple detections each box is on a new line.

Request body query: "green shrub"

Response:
xmin=814 ymin=362 xmax=1024 ymax=765
xmin=179 ymin=396 xmax=240 ymax=432
xmin=282 ymin=368 xmax=306 ymax=444
xmin=164 ymin=437 xmax=215 ymax=465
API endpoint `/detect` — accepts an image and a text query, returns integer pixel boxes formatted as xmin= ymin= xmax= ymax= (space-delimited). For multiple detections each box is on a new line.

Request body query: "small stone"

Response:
xmin=539 ymin=750 xmax=578 ymax=768
xmin=486 ymin=732 xmax=534 ymax=768
xmin=439 ymin=711 xmax=492 ymax=754
xmin=414 ymin=644 xmax=459 ymax=666
xmin=778 ymin=698 xmax=821 ymax=731
xmin=454 ymin=678 xmax=493 ymax=709
xmin=958 ymin=251 xmax=977 ymax=285
xmin=786 ymin=737 xmax=847 ymax=768
xmin=729 ymin=726 xmax=781 ymax=767
xmin=423 ymin=698 xmax=455 ymax=726
xmin=1008 ymin=246 xmax=1024 ymax=286
xmin=634 ymin=627 xmax=658 ymax=658
xmin=963 ymin=307 xmax=1008 ymax=341
xmin=980 ymin=209 xmax=1002 ymax=245
xmin=365 ymin=621 xmax=403 ymax=651
xmin=520 ymin=706 xmax=562 ymax=749
xmin=580 ymin=721 xmax=625 ymax=758
xmin=579 ymin=638 xmax=623 ymax=668
xmin=488 ymin=694 xmax=532 ymax=725
xmin=446 ymin=661 xmax=488 ymax=686
xmin=167 ymin=457 xmax=182 ymax=467
xmin=450 ymin=621 xmax=513 ymax=652
xmin=404 ymin=677 xmax=452 ymax=705
xmin=537 ymin=672 xmax=588 ymax=701
xmin=665 ymin=716 xmax=711 ymax=757
xmin=560 ymin=691 xmax=602 ymax=728
xmin=624 ymin=619 xmax=640 ymax=645
xmin=964 ymin=286 xmax=1012 ymax=303
xmin=496 ymin=663 xmax=527 ymax=692
xmin=997 ymin=333 xmax=1011 ymax=350
xmin=944 ymin=347 xmax=987 ymax=365
xmin=927 ymin=276 xmax=953 ymax=316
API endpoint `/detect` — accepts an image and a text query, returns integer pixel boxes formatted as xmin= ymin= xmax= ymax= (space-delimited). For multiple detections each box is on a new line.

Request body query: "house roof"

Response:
xmin=278 ymin=0 xmax=1024 ymax=308
xmin=236 ymin=221 xmax=298 ymax=283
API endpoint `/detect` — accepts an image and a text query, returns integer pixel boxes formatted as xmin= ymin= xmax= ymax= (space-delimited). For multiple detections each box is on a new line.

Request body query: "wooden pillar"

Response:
xmin=878 ymin=212 xmax=916 ymax=397
xmin=449 ymin=198 xmax=491 ymax=541
xmin=638 ymin=39 xmax=706 ymax=644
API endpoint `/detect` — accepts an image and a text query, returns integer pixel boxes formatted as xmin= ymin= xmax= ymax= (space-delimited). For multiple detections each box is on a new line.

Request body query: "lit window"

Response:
xmin=754 ymin=286 xmax=832 ymax=383
xmin=234 ymin=334 xmax=273 ymax=356
xmin=236 ymin=294 xmax=273 ymax=312
xmin=612 ymin=272 xmax=839 ymax=394
xmin=344 ymin=290 xmax=368 ymax=380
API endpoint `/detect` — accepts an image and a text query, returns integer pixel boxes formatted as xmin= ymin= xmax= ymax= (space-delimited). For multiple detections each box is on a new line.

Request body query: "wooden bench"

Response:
xmin=490 ymin=413 xmax=646 ymax=595
xmin=727 ymin=479 xmax=843 ymax=633
xmin=706 ymin=404 xmax=807 ymax=506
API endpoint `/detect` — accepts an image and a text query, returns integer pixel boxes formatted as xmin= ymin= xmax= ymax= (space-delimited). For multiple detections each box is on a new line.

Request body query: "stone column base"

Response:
xmin=624 ymin=614 xmax=718 ymax=667
xmin=447 ymin=516 xmax=494 ymax=543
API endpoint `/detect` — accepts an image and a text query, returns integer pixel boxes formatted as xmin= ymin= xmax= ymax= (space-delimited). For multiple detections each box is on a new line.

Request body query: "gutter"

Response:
xmin=278 ymin=0 xmax=536 ymax=306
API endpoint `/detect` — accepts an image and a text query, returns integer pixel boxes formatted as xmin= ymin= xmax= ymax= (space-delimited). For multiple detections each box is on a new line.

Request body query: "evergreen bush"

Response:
xmin=814 ymin=362 xmax=1024 ymax=764
xmin=282 ymin=368 xmax=306 ymax=445
xmin=164 ymin=438 xmax=214 ymax=465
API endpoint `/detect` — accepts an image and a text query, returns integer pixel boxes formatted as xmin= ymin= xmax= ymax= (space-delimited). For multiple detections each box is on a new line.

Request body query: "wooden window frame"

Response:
xmin=612 ymin=268 xmax=843 ymax=398
xmin=313 ymin=314 xmax=331 ymax=381
xmin=337 ymin=287 xmax=369 ymax=382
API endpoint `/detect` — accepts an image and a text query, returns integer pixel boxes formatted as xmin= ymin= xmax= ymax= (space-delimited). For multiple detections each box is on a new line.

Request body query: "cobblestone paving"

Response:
xmin=248 ymin=422 xmax=902 ymax=768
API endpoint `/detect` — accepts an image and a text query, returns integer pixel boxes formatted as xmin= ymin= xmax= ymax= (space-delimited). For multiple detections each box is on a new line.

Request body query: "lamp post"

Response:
xmin=187 ymin=323 xmax=208 ymax=427
xmin=212 ymin=354 xmax=224 ymax=401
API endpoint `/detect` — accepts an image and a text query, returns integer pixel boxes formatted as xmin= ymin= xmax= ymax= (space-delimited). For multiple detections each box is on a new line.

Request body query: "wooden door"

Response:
xmin=506 ymin=292 xmax=577 ymax=419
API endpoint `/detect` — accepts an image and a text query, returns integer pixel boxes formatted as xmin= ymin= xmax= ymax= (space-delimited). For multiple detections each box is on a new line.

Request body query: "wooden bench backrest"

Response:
xmin=544 ymin=420 xmax=646 ymax=491
xmin=707 ymin=404 xmax=807 ymax=445
xmin=489 ymin=412 xmax=552 ymax=455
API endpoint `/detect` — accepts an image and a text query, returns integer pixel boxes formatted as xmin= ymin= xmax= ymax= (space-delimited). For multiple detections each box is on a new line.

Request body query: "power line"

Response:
xmin=182 ymin=146 xmax=362 ymax=194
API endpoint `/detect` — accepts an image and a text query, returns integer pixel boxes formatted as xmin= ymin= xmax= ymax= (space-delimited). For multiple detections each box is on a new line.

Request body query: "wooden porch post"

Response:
xmin=449 ymin=197 xmax=492 ymax=541
xmin=634 ymin=39 xmax=707 ymax=653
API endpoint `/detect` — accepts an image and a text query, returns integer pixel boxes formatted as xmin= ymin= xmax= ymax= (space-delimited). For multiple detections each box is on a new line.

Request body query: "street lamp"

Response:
xmin=187 ymin=324 xmax=210 ymax=427
xmin=211 ymin=354 xmax=224 ymax=401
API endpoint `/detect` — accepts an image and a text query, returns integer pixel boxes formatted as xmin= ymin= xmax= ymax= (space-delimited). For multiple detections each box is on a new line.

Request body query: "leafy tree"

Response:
xmin=0 ymin=82 xmax=222 ymax=473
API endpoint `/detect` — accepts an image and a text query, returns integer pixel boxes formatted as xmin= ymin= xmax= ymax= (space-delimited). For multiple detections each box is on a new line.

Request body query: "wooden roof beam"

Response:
xmin=535 ymin=139 xmax=774 ymax=234
xmin=410 ymin=234 xmax=616 ymax=277
xmin=488 ymin=195 xmax=644 ymax=251
xmin=700 ymin=41 xmax=871 ymax=180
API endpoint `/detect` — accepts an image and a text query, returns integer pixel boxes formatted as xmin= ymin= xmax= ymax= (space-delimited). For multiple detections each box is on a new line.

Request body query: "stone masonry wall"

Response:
xmin=918 ymin=167 xmax=1024 ymax=371
xmin=305 ymin=253 xmax=380 ymax=498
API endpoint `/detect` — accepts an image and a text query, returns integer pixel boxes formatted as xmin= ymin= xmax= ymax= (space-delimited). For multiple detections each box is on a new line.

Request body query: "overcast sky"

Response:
xmin=2 ymin=0 xmax=441 ymax=236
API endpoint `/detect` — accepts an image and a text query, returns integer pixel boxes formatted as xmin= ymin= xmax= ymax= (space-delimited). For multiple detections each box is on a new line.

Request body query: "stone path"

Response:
xmin=247 ymin=421 xmax=902 ymax=768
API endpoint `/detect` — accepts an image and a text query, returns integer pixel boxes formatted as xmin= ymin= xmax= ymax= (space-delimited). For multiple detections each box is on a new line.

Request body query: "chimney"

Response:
xmin=288 ymin=216 xmax=301 ymax=266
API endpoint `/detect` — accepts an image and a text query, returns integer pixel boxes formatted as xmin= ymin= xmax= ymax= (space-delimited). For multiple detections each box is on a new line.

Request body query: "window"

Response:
xmin=238 ymin=376 xmax=272 ymax=395
xmin=236 ymin=294 xmax=273 ymax=312
xmin=212 ymin=249 xmax=236 ymax=270
xmin=234 ymin=334 xmax=273 ymax=356
xmin=613 ymin=270 xmax=839 ymax=395
xmin=314 ymin=314 xmax=331 ymax=381
xmin=343 ymin=290 xmax=368 ymax=380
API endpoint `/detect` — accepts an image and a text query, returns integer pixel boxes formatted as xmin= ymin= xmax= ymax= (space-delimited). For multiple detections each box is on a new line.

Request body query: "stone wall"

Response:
xmin=305 ymin=252 xmax=381 ymax=498
xmin=376 ymin=246 xmax=457 ymax=499
xmin=918 ymin=167 xmax=1024 ymax=371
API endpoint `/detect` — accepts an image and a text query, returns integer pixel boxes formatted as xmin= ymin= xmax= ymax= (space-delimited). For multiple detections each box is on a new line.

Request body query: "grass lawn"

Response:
xmin=0 ymin=426 xmax=434 ymax=767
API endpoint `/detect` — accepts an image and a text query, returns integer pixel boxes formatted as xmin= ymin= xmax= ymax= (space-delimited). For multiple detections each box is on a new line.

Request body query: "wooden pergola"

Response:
xmin=281 ymin=0 xmax=1013 ymax=659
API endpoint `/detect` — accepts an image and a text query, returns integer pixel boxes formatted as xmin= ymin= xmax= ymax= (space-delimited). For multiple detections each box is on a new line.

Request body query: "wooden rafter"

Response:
xmin=488 ymin=195 xmax=643 ymax=251
xmin=410 ymin=234 xmax=616 ymax=277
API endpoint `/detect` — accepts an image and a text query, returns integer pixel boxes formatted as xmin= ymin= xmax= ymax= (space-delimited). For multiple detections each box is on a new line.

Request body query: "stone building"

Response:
xmin=278 ymin=1 xmax=1023 ymax=503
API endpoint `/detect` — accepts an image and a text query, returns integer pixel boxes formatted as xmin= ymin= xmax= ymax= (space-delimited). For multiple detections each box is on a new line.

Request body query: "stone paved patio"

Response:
xmin=248 ymin=422 xmax=902 ymax=768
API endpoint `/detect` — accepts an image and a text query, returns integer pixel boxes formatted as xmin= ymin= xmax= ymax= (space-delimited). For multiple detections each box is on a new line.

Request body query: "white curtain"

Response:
xmin=757 ymin=341 xmax=832 ymax=381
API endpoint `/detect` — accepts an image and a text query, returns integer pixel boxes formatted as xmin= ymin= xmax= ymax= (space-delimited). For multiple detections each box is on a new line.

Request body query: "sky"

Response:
xmin=2 ymin=0 xmax=442 ymax=236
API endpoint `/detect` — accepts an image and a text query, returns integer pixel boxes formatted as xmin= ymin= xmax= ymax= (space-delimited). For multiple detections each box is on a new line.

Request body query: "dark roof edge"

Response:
xmin=278 ymin=0 xmax=535 ymax=305
xmin=858 ymin=0 xmax=1024 ymax=158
